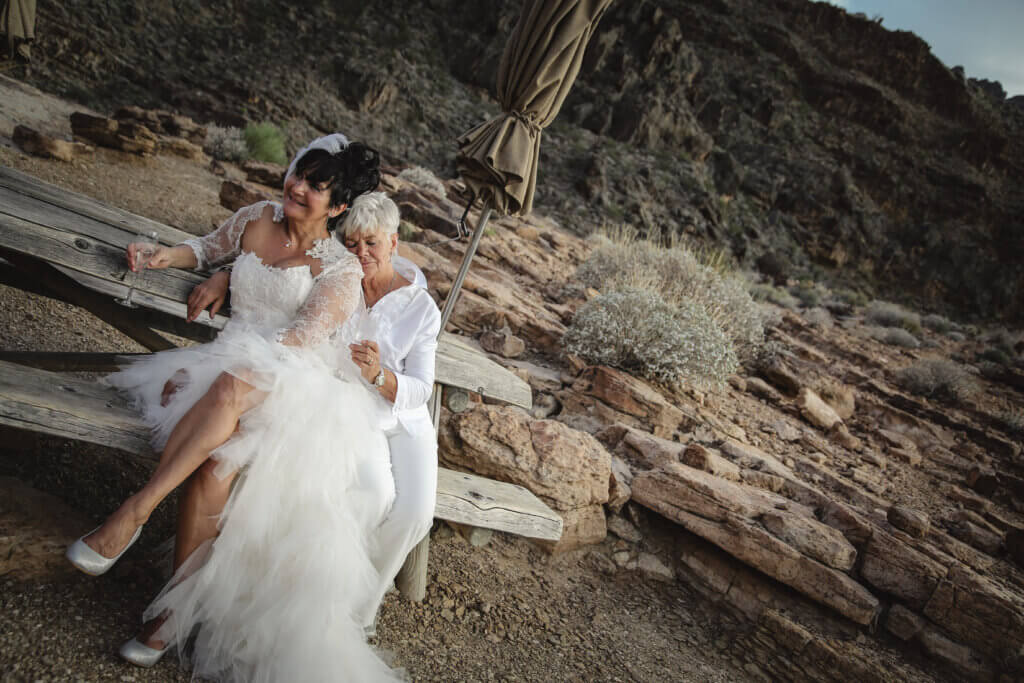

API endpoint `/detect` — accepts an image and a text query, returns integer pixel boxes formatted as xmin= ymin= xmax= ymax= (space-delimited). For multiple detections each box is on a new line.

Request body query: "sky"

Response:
xmin=825 ymin=0 xmax=1024 ymax=97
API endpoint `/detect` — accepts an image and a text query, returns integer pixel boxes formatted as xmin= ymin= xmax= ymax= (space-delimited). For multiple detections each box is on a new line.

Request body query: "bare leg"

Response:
xmin=83 ymin=373 xmax=256 ymax=559
xmin=174 ymin=459 xmax=235 ymax=569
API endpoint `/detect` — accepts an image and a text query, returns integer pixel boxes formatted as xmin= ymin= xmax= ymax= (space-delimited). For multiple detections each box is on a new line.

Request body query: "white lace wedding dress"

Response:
xmin=106 ymin=202 xmax=402 ymax=682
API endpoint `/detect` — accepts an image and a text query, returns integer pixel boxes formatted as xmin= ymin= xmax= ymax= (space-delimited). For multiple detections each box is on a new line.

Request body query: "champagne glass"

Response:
xmin=117 ymin=230 xmax=159 ymax=307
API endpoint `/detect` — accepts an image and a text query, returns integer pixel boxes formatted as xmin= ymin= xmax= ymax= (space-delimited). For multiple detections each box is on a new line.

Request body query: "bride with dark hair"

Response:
xmin=66 ymin=135 xmax=404 ymax=681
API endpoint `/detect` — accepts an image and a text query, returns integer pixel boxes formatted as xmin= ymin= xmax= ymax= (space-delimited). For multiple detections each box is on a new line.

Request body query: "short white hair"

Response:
xmin=340 ymin=192 xmax=400 ymax=237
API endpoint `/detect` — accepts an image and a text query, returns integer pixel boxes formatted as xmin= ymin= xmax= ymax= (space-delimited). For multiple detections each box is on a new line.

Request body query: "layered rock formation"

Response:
xmin=22 ymin=0 xmax=1024 ymax=321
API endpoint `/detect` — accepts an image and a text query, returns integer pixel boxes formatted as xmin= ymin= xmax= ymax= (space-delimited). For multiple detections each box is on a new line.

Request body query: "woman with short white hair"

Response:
xmin=181 ymin=184 xmax=441 ymax=633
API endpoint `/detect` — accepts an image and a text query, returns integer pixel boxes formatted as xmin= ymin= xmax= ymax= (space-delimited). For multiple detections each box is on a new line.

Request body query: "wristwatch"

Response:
xmin=374 ymin=369 xmax=387 ymax=387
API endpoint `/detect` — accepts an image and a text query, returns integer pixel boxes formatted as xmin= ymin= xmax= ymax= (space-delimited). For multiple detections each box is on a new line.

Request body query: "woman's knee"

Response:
xmin=208 ymin=373 xmax=247 ymax=411
xmin=191 ymin=458 xmax=232 ymax=496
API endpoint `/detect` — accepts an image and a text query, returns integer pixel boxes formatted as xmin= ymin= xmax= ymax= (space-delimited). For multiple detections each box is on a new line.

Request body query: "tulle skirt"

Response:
xmin=107 ymin=325 xmax=401 ymax=682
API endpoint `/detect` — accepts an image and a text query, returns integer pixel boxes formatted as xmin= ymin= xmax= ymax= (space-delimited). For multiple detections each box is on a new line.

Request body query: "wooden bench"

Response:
xmin=0 ymin=165 xmax=562 ymax=597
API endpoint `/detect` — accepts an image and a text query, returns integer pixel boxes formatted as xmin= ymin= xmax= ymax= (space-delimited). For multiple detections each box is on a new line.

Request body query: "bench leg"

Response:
xmin=394 ymin=535 xmax=429 ymax=602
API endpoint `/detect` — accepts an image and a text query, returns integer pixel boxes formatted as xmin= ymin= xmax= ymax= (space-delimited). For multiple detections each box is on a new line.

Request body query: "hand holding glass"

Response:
xmin=118 ymin=230 xmax=159 ymax=307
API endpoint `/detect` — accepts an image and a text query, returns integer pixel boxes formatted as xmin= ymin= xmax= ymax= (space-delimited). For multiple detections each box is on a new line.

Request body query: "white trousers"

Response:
xmin=358 ymin=425 xmax=438 ymax=626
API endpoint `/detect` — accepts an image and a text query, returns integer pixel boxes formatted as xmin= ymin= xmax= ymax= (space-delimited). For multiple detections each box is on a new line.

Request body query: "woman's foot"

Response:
xmin=120 ymin=614 xmax=169 ymax=668
xmin=66 ymin=500 xmax=147 ymax=576
xmin=84 ymin=500 xmax=147 ymax=559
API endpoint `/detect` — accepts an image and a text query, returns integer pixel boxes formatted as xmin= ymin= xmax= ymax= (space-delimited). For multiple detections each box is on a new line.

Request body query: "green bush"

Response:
xmin=204 ymin=125 xmax=249 ymax=162
xmin=564 ymin=289 xmax=738 ymax=387
xmin=398 ymin=166 xmax=447 ymax=197
xmin=978 ymin=347 xmax=1011 ymax=366
xmin=749 ymin=284 xmax=799 ymax=311
xmin=896 ymin=359 xmax=980 ymax=403
xmin=865 ymin=300 xmax=921 ymax=333
xmin=576 ymin=228 xmax=764 ymax=363
xmin=831 ymin=287 xmax=869 ymax=308
xmin=789 ymin=281 xmax=823 ymax=308
xmin=243 ymin=122 xmax=288 ymax=165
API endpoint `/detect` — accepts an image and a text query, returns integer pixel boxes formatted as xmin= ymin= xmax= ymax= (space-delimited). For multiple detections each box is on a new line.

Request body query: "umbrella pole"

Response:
xmin=397 ymin=198 xmax=494 ymax=603
xmin=437 ymin=196 xmax=494 ymax=334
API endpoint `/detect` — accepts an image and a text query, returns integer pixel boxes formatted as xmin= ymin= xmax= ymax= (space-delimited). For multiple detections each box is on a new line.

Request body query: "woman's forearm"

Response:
xmin=168 ymin=244 xmax=200 ymax=269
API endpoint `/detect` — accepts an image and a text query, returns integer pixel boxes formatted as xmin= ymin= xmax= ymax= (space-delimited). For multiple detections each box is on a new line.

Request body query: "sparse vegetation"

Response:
xmin=866 ymin=325 xmax=920 ymax=348
xmin=865 ymin=300 xmax=922 ymax=333
xmin=979 ymin=347 xmax=1012 ymax=366
xmin=804 ymin=307 xmax=834 ymax=329
xmin=749 ymin=283 xmax=800 ymax=311
xmin=896 ymin=358 xmax=980 ymax=403
xmin=789 ymin=280 xmax=824 ymax=308
xmin=568 ymin=228 xmax=761 ymax=386
xmin=204 ymin=125 xmax=249 ymax=162
xmin=922 ymin=313 xmax=957 ymax=334
xmin=564 ymin=288 xmax=739 ymax=387
xmin=831 ymin=287 xmax=868 ymax=308
xmin=398 ymin=166 xmax=447 ymax=197
xmin=997 ymin=406 xmax=1024 ymax=435
xmin=243 ymin=122 xmax=287 ymax=165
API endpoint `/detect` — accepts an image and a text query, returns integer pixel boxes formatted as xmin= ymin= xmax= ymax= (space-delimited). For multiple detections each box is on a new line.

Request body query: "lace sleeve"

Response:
xmin=181 ymin=201 xmax=276 ymax=270
xmin=275 ymin=247 xmax=363 ymax=348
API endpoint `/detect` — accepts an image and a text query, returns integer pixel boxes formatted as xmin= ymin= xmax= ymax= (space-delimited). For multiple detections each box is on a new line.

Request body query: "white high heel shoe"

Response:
xmin=65 ymin=524 xmax=144 ymax=576
xmin=119 ymin=637 xmax=168 ymax=668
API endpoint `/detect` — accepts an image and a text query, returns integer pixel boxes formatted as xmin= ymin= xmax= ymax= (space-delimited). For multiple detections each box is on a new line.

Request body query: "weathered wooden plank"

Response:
xmin=0 ymin=166 xmax=195 ymax=245
xmin=0 ymin=360 xmax=154 ymax=457
xmin=0 ymin=166 xmax=531 ymax=407
xmin=0 ymin=361 xmax=560 ymax=538
xmin=436 ymin=468 xmax=562 ymax=541
xmin=437 ymin=332 xmax=532 ymax=408
xmin=0 ymin=352 xmax=146 ymax=372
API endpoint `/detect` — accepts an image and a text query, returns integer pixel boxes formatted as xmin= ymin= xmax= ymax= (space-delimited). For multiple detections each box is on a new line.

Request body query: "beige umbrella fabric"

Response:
xmin=456 ymin=0 xmax=612 ymax=216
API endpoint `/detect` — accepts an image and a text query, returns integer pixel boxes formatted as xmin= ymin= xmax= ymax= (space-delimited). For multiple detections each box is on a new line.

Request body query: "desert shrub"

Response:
xmin=204 ymin=125 xmax=249 ymax=162
xmin=865 ymin=300 xmax=921 ymax=333
xmin=982 ymin=327 xmax=1021 ymax=355
xmin=947 ymin=331 xmax=966 ymax=342
xmin=978 ymin=347 xmax=1011 ymax=366
xmin=789 ymin=281 xmax=824 ymax=308
xmin=866 ymin=325 xmax=920 ymax=348
xmin=896 ymin=359 xmax=980 ymax=403
xmin=398 ymin=166 xmax=447 ymax=197
xmin=564 ymin=289 xmax=738 ymax=387
xmin=749 ymin=283 xmax=799 ymax=311
xmin=998 ymin=407 xmax=1024 ymax=436
xmin=831 ymin=287 xmax=869 ymax=308
xmin=576 ymin=228 xmax=764 ymax=362
xmin=243 ymin=122 xmax=287 ymax=165
xmin=922 ymin=313 xmax=957 ymax=334
xmin=804 ymin=307 xmax=834 ymax=329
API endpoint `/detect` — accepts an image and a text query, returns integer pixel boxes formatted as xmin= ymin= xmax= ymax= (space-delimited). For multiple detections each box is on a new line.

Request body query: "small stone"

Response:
xmin=886 ymin=604 xmax=925 ymax=641
xmin=798 ymin=388 xmax=842 ymax=430
xmin=612 ymin=550 xmax=631 ymax=567
xmin=606 ymin=514 xmax=642 ymax=543
xmin=638 ymin=553 xmax=675 ymax=582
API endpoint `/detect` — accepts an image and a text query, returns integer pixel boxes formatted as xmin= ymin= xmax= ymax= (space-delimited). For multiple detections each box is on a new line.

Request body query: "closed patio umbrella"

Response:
xmin=439 ymin=0 xmax=613 ymax=330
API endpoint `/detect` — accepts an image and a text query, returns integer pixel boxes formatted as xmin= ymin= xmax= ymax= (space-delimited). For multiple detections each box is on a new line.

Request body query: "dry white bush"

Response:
xmin=865 ymin=300 xmax=921 ymax=332
xmin=804 ymin=307 xmax=834 ymax=329
xmin=398 ymin=166 xmax=447 ymax=197
xmin=204 ymin=125 xmax=249 ymax=162
xmin=576 ymin=229 xmax=764 ymax=363
xmin=564 ymin=288 xmax=738 ymax=388
xmin=866 ymin=325 xmax=920 ymax=348
xmin=896 ymin=358 xmax=980 ymax=403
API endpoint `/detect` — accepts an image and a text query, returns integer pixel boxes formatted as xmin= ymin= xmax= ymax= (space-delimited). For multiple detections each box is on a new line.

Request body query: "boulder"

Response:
xmin=575 ymin=365 xmax=698 ymax=438
xmin=859 ymin=529 xmax=946 ymax=611
xmin=607 ymin=455 xmax=632 ymax=512
xmin=113 ymin=105 xmax=206 ymax=144
xmin=12 ymin=125 xmax=93 ymax=162
xmin=220 ymin=180 xmax=272 ymax=212
xmin=948 ymin=519 xmax=1003 ymax=556
xmin=887 ymin=506 xmax=930 ymax=538
xmin=631 ymin=463 xmax=878 ymax=624
xmin=798 ymin=388 xmax=842 ymax=430
xmin=243 ymin=159 xmax=287 ymax=187
xmin=440 ymin=405 xmax=611 ymax=552
xmin=680 ymin=443 xmax=741 ymax=481
xmin=745 ymin=377 xmax=783 ymax=402
xmin=607 ymin=514 xmax=642 ymax=543
xmin=923 ymin=564 xmax=1024 ymax=660
xmin=479 ymin=329 xmax=527 ymax=358
xmin=638 ymin=553 xmax=674 ymax=583
xmin=159 ymin=136 xmax=207 ymax=162
xmin=759 ymin=511 xmax=857 ymax=571
xmin=917 ymin=628 xmax=993 ymax=682
xmin=885 ymin=604 xmax=925 ymax=641
xmin=70 ymin=111 xmax=158 ymax=155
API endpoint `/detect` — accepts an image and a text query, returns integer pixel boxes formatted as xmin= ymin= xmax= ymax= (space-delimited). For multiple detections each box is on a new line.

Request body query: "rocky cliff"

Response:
xmin=24 ymin=0 xmax=1024 ymax=320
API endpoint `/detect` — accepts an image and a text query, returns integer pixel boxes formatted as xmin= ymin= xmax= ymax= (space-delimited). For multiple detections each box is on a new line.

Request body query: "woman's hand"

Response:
xmin=349 ymin=340 xmax=382 ymax=384
xmin=126 ymin=243 xmax=174 ymax=271
xmin=187 ymin=270 xmax=231 ymax=322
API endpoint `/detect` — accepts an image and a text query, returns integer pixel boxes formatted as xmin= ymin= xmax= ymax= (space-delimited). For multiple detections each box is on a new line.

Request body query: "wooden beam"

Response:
xmin=0 ymin=361 xmax=562 ymax=540
xmin=0 ymin=352 xmax=147 ymax=372
xmin=1 ymin=250 xmax=175 ymax=352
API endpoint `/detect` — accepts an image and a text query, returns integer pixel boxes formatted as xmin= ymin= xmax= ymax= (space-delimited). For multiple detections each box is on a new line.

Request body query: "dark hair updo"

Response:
xmin=291 ymin=141 xmax=381 ymax=230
